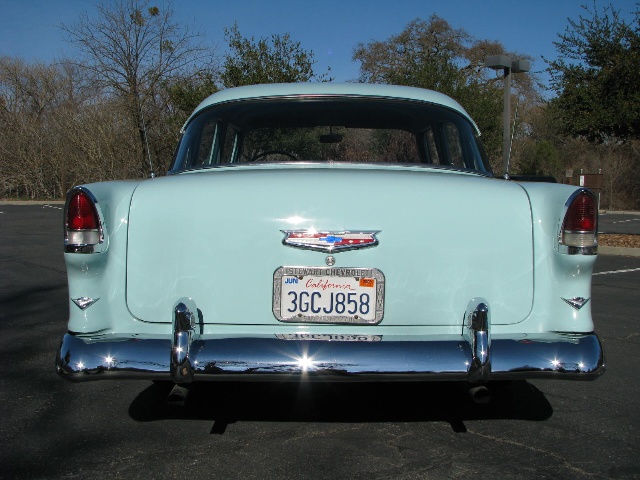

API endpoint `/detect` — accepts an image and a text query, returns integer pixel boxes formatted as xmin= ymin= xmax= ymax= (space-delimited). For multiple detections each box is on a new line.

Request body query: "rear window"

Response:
xmin=170 ymin=97 xmax=490 ymax=173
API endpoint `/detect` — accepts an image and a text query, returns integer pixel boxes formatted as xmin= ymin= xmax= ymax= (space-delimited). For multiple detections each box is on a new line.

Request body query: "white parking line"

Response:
xmin=593 ymin=267 xmax=640 ymax=276
xmin=43 ymin=204 xmax=63 ymax=210
xmin=612 ymin=219 xmax=640 ymax=224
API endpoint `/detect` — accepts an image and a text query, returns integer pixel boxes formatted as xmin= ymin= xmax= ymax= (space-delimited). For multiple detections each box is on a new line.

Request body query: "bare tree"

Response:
xmin=62 ymin=0 xmax=215 ymax=176
xmin=0 ymin=57 xmax=73 ymax=198
xmin=0 ymin=55 xmax=151 ymax=199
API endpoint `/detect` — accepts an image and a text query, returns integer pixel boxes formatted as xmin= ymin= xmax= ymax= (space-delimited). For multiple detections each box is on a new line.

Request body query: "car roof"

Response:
xmin=187 ymin=83 xmax=479 ymax=133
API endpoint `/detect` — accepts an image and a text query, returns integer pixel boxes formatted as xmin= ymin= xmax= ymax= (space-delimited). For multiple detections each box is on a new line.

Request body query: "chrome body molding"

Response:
xmin=55 ymin=331 xmax=605 ymax=382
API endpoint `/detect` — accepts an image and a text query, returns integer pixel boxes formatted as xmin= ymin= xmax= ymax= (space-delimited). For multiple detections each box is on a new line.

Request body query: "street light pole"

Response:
xmin=502 ymin=65 xmax=511 ymax=177
xmin=484 ymin=55 xmax=530 ymax=179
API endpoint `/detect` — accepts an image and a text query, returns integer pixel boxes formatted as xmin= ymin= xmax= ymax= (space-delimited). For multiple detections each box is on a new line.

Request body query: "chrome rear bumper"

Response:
xmin=56 ymin=331 xmax=605 ymax=382
xmin=56 ymin=300 xmax=605 ymax=382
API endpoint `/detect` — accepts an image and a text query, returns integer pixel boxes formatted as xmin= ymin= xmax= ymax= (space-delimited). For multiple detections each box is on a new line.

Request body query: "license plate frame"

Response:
xmin=273 ymin=266 xmax=385 ymax=324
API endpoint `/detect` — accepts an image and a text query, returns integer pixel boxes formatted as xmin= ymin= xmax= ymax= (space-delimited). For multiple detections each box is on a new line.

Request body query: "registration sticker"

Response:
xmin=273 ymin=266 xmax=385 ymax=324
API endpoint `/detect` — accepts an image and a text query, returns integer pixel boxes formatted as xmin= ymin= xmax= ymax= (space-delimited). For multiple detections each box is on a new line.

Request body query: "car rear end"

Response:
xmin=56 ymin=83 xmax=604 ymax=386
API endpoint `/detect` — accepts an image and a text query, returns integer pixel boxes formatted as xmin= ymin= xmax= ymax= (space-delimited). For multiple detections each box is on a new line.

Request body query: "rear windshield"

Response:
xmin=170 ymin=97 xmax=491 ymax=173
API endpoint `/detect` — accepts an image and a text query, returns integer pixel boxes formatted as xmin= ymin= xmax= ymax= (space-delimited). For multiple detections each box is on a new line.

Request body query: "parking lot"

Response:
xmin=599 ymin=211 xmax=640 ymax=235
xmin=1 ymin=204 xmax=639 ymax=479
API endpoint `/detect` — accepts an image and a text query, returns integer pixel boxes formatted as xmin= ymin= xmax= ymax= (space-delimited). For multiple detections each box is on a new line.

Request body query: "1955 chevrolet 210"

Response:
xmin=55 ymin=83 xmax=605 ymax=399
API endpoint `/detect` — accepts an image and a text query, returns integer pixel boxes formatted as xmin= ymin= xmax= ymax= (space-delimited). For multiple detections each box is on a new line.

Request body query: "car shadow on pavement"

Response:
xmin=128 ymin=379 xmax=552 ymax=434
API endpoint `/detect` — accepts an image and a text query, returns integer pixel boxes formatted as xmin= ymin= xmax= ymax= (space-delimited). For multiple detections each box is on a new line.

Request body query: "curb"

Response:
xmin=0 ymin=201 xmax=65 ymax=205
xmin=598 ymin=246 xmax=640 ymax=257
xmin=599 ymin=210 xmax=640 ymax=215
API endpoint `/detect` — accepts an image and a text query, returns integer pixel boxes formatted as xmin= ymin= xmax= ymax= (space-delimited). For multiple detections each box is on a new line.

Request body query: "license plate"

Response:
xmin=273 ymin=267 xmax=385 ymax=324
xmin=275 ymin=334 xmax=382 ymax=341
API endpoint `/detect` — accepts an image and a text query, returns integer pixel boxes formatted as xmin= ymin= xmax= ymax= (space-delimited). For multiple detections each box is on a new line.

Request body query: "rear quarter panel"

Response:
xmin=497 ymin=180 xmax=597 ymax=335
xmin=65 ymin=180 xmax=140 ymax=334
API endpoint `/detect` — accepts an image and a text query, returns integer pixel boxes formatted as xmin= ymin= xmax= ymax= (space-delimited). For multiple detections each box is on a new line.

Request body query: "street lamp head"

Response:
xmin=484 ymin=56 xmax=530 ymax=73
xmin=511 ymin=59 xmax=530 ymax=73
xmin=484 ymin=55 xmax=512 ymax=70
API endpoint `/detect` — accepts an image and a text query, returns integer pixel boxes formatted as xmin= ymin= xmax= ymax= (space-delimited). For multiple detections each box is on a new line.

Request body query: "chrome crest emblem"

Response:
xmin=281 ymin=230 xmax=380 ymax=252
xmin=72 ymin=296 xmax=99 ymax=310
xmin=562 ymin=297 xmax=590 ymax=310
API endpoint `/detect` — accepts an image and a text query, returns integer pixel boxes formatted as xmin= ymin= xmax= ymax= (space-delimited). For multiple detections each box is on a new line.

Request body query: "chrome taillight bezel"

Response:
xmin=557 ymin=188 xmax=598 ymax=256
xmin=64 ymin=187 xmax=106 ymax=254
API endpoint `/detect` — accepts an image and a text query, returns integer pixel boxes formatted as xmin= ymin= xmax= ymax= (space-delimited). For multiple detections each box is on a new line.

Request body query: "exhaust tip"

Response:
xmin=167 ymin=383 xmax=191 ymax=406
xmin=467 ymin=385 xmax=492 ymax=404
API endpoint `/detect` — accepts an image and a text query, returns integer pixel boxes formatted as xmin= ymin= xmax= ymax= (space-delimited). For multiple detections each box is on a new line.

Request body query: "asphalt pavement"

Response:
xmin=598 ymin=211 xmax=640 ymax=235
xmin=0 ymin=204 xmax=639 ymax=479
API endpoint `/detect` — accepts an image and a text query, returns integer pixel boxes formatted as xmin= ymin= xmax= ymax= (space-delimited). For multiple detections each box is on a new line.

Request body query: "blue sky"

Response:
xmin=0 ymin=0 xmax=637 ymax=94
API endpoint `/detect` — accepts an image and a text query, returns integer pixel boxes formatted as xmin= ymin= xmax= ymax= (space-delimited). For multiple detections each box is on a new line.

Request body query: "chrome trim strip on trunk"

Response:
xmin=55 ymin=332 xmax=605 ymax=382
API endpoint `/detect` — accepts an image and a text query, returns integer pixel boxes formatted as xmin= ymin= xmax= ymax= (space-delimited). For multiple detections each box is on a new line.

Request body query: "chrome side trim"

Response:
xmin=464 ymin=299 xmax=491 ymax=383
xmin=55 ymin=331 xmax=605 ymax=382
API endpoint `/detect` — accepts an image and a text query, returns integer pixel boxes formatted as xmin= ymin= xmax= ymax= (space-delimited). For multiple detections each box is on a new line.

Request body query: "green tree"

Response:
xmin=352 ymin=16 xmax=538 ymax=169
xmin=547 ymin=3 xmax=640 ymax=143
xmin=164 ymin=69 xmax=218 ymax=118
xmin=353 ymin=17 xmax=470 ymax=94
xmin=221 ymin=23 xmax=330 ymax=87
xmin=516 ymin=140 xmax=563 ymax=177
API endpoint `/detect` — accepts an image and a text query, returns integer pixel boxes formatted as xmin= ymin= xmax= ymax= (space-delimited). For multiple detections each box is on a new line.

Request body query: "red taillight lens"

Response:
xmin=561 ymin=191 xmax=597 ymax=252
xmin=65 ymin=189 xmax=102 ymax=251
xmin=563 ymin=192 xmax=596 ymax=232
xmin=67 ymin=191 xmax=99 ymax=230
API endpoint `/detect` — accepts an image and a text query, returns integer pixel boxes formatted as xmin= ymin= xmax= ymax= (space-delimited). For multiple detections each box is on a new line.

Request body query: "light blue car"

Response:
xmin=55 ymin=83 xmax=604 ymax=402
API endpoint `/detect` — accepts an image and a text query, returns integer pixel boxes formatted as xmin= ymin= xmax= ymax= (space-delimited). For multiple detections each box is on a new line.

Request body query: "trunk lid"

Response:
xmin=126 ymin=165 xmax=533 ymax=326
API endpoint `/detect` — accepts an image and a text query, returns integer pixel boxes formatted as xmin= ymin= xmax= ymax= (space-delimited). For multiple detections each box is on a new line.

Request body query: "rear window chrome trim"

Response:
xmin=170 ymin=95 xmax=491 ymax=174
xmin=170 ymin=161 xmax=494 ymax=177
